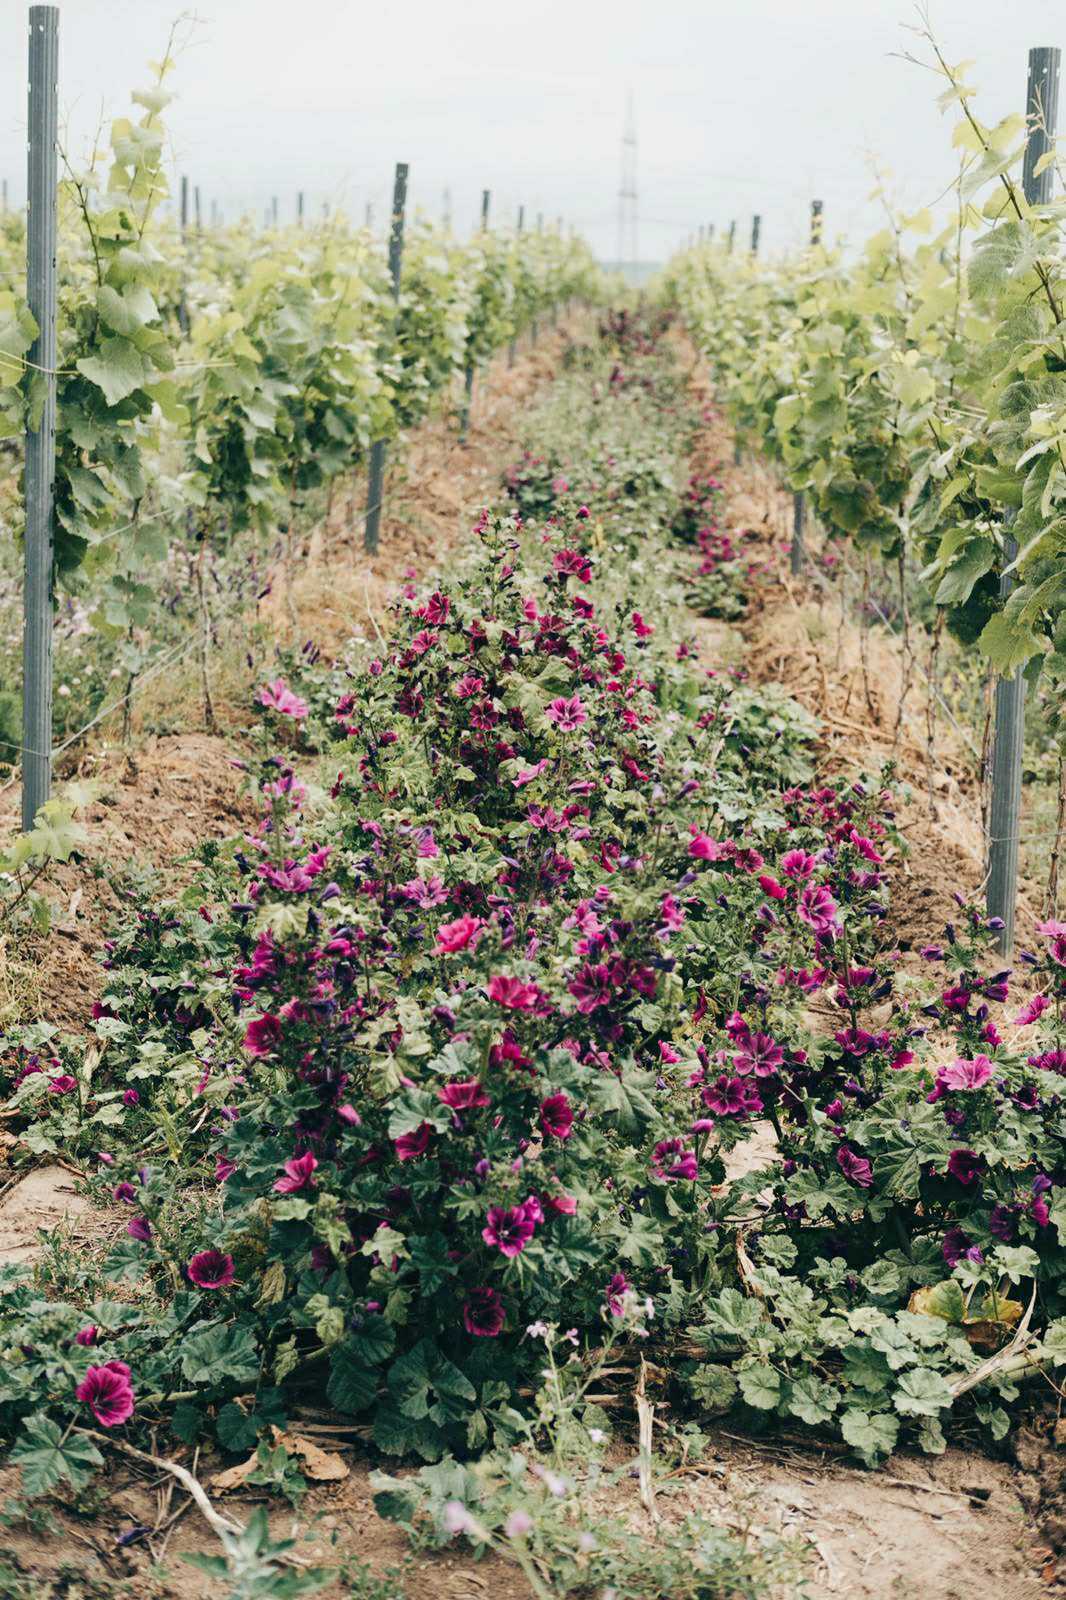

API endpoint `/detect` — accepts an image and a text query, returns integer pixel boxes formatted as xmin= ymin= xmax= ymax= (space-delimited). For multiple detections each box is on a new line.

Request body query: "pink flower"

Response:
xmin=689 ymin=832 xmax=728 ymax=861
xmin=780 ymin=849 xmax=816 ymax=880
xmin=545 ymin=695 xmax=588 ymax=731
xmin=123 ymin=1089 xmax=139 ymax=1107
xmin=513 ymin=760 xmax=549 ymax=787
xmin=127 ymin=1217 xmax=152 ymax=1242
xmin=539 ymin=1093 xmax=574 ymax=1140
xmin=631 ymin=611 xmax=654 ymax=638
xmin=439 ymin=1080 xmax=491 ymax=1110
xmin=463 ymin=1286 xmax=505 ymax=1337
xmin=48 ymin=1075 xmax=77 ymax=1095
xmin=395 ymin=1123 xmax=433 ymax=1161
xmin=1015 ymin=993 xmax=1051 ymax=1026
xmin=836 ymin=1145 xmax=873 ymax=1188
xmin=482 ymin=1204 xmax=536 ymax=1257
xmin=1037 ymin=919 xmax=1066 ymax=963
xmin=545 ymin=1191 xmax=577 ymax=1215
xmin=650 ymin=1138 xmax=697 ymax=1181
xmin=757 ymin=875 xmax=787 ymax=901
xmin=75 ymin=1326 xmax=98 ymax=1347
xmin=336 ymin=1103 xmax=362 ymax=1125
xmin=435 ymin=914 xmax=483 ymax=954
xmin=487 ymin=974 xmax=541 ymax=1010
xmin=187 ymin=1249 xmax=236 ymax=1289
xmin=243 ymin=1014 xmax=283 ymax=1057
xmin=273 ymin=1152 xmax=318 ymax=1193
xmin=605 ymin=1271 xmax=631 ymax=1315
xmin=939 ymin=1055 xmax=994 ymax=1092
xmin=257 ymin=679 xmax=309 ymax=720
xmin=797 ymin=884 xmax=838 ymax=934
xmin=659 ymin=1041 xmax=682 ymax=1064
xmin=76 ymin=1361 xmax=135 ymax=1428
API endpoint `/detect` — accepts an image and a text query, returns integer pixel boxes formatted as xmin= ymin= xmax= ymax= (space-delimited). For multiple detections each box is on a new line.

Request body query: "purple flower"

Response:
xmin=187 ymin=1249 xmax=236 ymax=1289
xmin=463 ymin=1286 xmax=505 ymax=1337
xmin=942 ymin=1226 xmax=983 ymax=1267
xmin=482 ymin=1205 xmax=536 ymax=1257
xmin=539 ymin=1093 xmax=574 ymax=1140
xmin=836 ymin=1144 xmax=873 ymax=1188
xmin=273 ymin=1152 xmax=317 ymax=1193
xmin=545 ymin=694 xmax=588 ymax=732
xmin=126 ymin=1217 xmax=152 ymax=1242
xmin=798 ymin=884 xmax=838 ymax=935
xmin=76 ymin=1361 xmax=135 ymax=1427
xmin=946 ymin=1148 xmax=983 ymax=1186
xmin=650 ymin=1138 xmax=698 ymax=1181
xmin=439 ymin=1080 xmax=491 ymax=1111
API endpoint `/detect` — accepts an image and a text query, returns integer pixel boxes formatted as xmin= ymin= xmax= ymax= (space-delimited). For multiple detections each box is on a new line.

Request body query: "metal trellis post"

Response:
xmin=750 ymin=214 xmax=761 ymax=255
xmin=364 ymin=161 xmax=409 ymax=556
xmin=460 ymin=189 xmax=490 ymax=444
xmin=22 ymin=4 xmax=58 ymax=829
xmin=508 ymin=204 xmax=524 ymax=368
xmin=790 ymin=201 xmax=823 ymax=576
xmin=986 ymin=45 xmax=1061 ymax=954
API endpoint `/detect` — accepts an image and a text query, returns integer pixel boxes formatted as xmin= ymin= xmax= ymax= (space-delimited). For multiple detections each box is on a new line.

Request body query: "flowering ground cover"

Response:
xmin=0 ymin=311 xmax=1064 ymax=1597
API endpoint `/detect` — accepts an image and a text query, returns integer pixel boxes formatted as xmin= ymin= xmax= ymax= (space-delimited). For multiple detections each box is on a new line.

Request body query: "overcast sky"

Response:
xmin=0 ymin=0 xmax=1061 ymax=262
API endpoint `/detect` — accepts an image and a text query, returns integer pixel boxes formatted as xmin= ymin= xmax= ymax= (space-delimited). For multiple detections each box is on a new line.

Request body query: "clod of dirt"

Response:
xmin=0 ymin=1163 xmax=90 ymax=1265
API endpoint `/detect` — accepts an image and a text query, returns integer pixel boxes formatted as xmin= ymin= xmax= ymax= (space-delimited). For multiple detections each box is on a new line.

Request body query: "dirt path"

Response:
xmin=0 ymin=329 xmax=1059 ymax=1600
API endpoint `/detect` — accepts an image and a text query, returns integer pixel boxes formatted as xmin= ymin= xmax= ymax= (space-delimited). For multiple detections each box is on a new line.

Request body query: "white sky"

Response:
xmin=0 ymin=0 xmax=1062 ymax=260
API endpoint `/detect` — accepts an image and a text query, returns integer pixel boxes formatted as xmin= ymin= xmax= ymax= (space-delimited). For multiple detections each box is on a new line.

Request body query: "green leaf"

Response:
xmin=76 ymin=337 xmax=148 ymax=406
xmin=841 ymin=1407 xmax=899 ymax=1466
xmin=179 ymin=1321 xmax=261 ymax=1387
xmin=893 ymin=1366 xmax=954 ymax=1418
xmin=738 ymin=1362 xmax=781 ymax=1411
xmin=327 ymin=1344 xmax=379 ymax=1415
xmin=11 ymin=1414 xmax=104 ymax=1498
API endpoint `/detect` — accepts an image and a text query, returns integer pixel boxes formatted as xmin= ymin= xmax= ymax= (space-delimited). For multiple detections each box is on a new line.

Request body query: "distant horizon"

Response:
xmin=0 ymin=1 xmax=1062 ymax=262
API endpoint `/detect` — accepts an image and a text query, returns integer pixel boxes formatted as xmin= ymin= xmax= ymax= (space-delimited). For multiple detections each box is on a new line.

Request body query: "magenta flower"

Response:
xmin=780 ymin=849 xmax=816 ymax=880
xmin=273 ymin=1152 xmax=318 ymax=1193
xmin=487 ymin=974 xmax=541 ymax=1010
xmin=187 ymin=1249 xmax=236 ymax=1289
xmin=939 ymin=1056 xmax=993 ymax=1091
xmin=48 ymin=1075 xmax=77 ymax=1095
xmin=75 ymin=1325 xmax=98 ymax=1347
xmin=605 ymin=1271 xmax=631 ymax=1316
xmin=122 ymin=1089 xmax=139 ymax=1107
xmin=946 ymin=1148 xmax=983 ymax=1186
xmin=482 ymin=1204 xmax=536 ymax=1257
xmin=539 ymin=1092 xmax=574 ymax=1140
xmin=463 ymin=1286 xmax=505 ymax=1337
xmin=513 ymin=760 xmax=550 ymax=787
xmin=1037 ymin=919 xmax=1066 ymax=965
xmin=797 ymin=884 xmax=838 ymax=934
xmin=435 ymin=914 xmax=483 ymax=954
xmin=650 ymin=1138 xmax=697 ymax=1181
xmin=546 ymin=1191 xmax=577 ymax=1215
xmin=243 ymin=1014 xmax=283 ymax=1058
xmin=545 ymin=694 xmax=588 ymax=732
xmin=439 ymin=1080 xmax=491 ymax=1110
xmin=836 ymin=1145 xmax=873 ymax=1188
xmin=942 ymin=1226 xmax=983 ymax=1266
xmin=395 ymin=1123 xmax=433 ymax=1161
xmin=76 ymin=1361 xmax=135 ymax=1428
xmin=127 ymin=1217 xmax=152 ymax=1242
xmin=1015 ymin=993 xmax=1051 ymax=1026
xmin=257 ymin=679 xmax=309 ymax=719
xmin=689 ymin=832 xmax=728 ymax=861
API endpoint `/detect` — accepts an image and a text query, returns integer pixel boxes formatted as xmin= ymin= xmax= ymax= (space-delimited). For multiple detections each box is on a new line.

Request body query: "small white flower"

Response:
xmin=588 ymin=1427 xmax=605 ymax=1444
